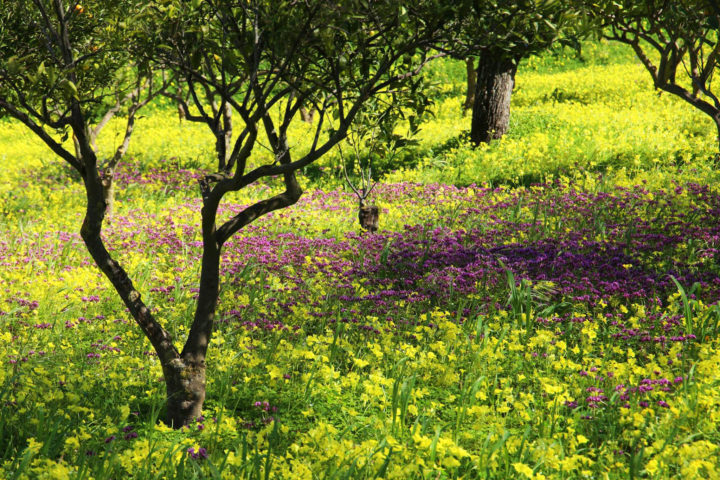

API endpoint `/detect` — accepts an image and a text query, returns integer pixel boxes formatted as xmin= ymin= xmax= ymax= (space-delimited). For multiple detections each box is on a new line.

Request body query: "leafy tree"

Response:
xmin=163 ymin=73 xmax=234 ymax=171
xmin=588 ymin=0 xmax=720 ymax=150
xmin=0 ymin=1 xmax=165 ymax=219
xmin=1 ymin=0 xmax=451 ymax=427
xmin=444 ymin=1 xmax=583 ymax=145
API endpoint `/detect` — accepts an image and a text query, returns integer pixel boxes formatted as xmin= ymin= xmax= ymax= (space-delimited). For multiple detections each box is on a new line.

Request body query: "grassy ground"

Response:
xmin=1 ymin=41 xmax=720 ymax=479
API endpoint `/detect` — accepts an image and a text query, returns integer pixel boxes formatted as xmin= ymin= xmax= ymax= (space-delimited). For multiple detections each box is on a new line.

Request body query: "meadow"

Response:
xmin=1 ymin=41 xmax=720 ymax=479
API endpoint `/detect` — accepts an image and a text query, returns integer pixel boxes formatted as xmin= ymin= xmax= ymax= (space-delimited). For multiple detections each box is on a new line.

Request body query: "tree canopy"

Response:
xmin=0 ymin=0 xmax=453 ymax=426
xmin=589 ymin=0 xmax=720 ymax=148
xmin=438 ymin=0 xmax=587 ymax=144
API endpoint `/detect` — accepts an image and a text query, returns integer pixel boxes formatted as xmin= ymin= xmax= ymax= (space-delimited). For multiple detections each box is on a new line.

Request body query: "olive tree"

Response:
xmin=589 ymin=0 xmax=720 ymax=149
xmin=0 ymin=0 xmax=451 ymax=427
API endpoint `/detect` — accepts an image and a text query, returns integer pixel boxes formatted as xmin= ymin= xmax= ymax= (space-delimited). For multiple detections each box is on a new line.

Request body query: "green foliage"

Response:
xmin=1 ymin=37 xmax=720 ymax=478
xmin=386 ymin=45 xmax=716 ymax=187
xmin=0 ymin=1 xmax=142 ymax=124
xmin=443 ymin=0 xmax=589 ymax=62
xmin=4 ymin=1 xmax=720 ymax=476
xmin=587 ymin=0 xmax=720 ymax=148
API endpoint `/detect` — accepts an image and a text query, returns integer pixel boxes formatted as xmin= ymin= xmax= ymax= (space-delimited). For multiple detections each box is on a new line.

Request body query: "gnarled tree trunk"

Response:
xmin=166 ymin=202 xmax=222 ymax=427
xmin=71 ymin=117 xmax=194 ymax=427
xmin=470 ymin=53 xmax=519 ymax=145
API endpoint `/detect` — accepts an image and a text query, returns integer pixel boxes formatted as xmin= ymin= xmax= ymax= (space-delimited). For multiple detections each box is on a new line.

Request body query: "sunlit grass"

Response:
xmin=1 ymin=40 xmax=719 ymax=479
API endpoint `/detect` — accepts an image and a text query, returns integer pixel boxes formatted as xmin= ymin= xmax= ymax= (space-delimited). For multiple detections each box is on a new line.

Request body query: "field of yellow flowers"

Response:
xmin=1 ymin=42 xmax=720 ymax=479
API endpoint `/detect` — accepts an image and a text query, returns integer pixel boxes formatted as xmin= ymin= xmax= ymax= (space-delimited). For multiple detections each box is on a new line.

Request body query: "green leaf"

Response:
xmin=7 ymin=56 xmax=21 ymax=75
xmin=60 ymin=79 xmax=79 ymax=100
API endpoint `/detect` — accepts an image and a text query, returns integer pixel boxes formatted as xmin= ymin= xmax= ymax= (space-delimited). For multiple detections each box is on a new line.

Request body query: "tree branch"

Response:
xmin=0 ymin=97 xmax=83 ymax=174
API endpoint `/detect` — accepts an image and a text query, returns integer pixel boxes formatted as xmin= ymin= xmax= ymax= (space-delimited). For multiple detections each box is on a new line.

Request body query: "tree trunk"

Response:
xmin=359 ymin=204 xmax=379 ymax=232
xmin=164 ymin=356 xmax=206 ymax=427
xmin=470 ymin=54 xmax=519 ymax=145
xmin=174 ymin=241 xmax=219 ymax=426
xmin=171 ymin=193 xmax=223 ymax=426
xmin=464 ymin=58 xmax=476 ymax=112
xmin=223 ymin=103 xmax=233 ymax=165
xmin=73 ymin=119 xmax=183 ymax=427
xmin=300 ymin=106 xmax=315 ymax=123
xmin=101 ymin=167 xmax=115 ymax=220
xmin=215 ymin=130 xmax=227 ymax=170
xmin=215 ymin=104 xmax=233 ymax=170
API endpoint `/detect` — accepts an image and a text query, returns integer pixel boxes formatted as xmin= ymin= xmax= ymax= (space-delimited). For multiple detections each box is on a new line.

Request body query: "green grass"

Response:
xmin=1 ymin=39 xmax=720 ymax=479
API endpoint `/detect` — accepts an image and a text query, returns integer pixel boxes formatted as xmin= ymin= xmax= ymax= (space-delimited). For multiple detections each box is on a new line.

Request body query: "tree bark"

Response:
xmin=300 ymin=106 xmax=315 ymax=123
xmin=223 ymin=103 xmax=233 ymax=166
xmin=101 ymin=168 xmax=115 ymax=220
xmin=164 ymin=180 xmax=223 ymax=426
xmin=215 ymin=104 xmax=233 ymax=170
xmin=470 ymin=53 xmax=519 ymax=145
xmin=464 ymin=58 xmax=476 ymax=112
xmin=164 ymin=356 xmax=207 ymax=427
xmin=359 ymin=204 xmax=379 ymax=232
xmin=215 ymin=130 xmax=227 ymax=170
xmin=72 ymin=114 xmax=186 ymax=426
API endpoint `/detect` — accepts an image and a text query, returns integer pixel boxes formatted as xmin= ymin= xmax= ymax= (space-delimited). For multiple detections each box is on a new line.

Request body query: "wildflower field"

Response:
xmin=2 ymin=42 xmax=720 ymax=479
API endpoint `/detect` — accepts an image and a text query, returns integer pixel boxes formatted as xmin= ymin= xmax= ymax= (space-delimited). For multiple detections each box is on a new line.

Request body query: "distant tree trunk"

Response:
xmin=223 ymin=103 xmax=233 ymax=163
xmin=215 ymin=103 xmax=233 ymax=170
xmin=464 ymin=58 xmax=476 ymax=112
xmin=102 ymin=167 xmax=115 ymax=220
xmin=300 ymin=106 xmax=315 ymax=123
xmin=359 ymin=203 xmax=379 ymax=232
xmin=470 ymin=53 xmax=519 ymax=145
xmin=102 ymin=107 xmax=136 ymax=220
